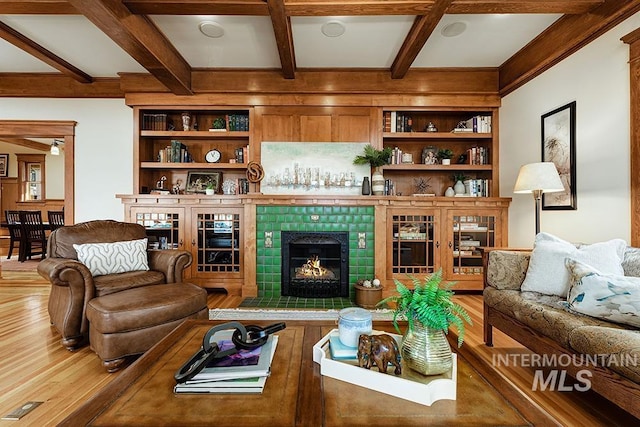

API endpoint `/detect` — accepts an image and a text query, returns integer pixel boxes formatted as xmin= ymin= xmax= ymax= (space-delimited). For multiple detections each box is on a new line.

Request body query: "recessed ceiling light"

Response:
xmin=321 ymin=20 xmax=346 ymax=38
xmin=441 ymin=22 xmax=466 ymax=38
xmin=199 ymin=21 xmax=224 ymax=38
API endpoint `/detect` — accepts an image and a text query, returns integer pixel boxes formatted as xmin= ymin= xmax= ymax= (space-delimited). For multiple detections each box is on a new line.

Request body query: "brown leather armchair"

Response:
xmin=37 ymin=219 xmax=193 ymax=350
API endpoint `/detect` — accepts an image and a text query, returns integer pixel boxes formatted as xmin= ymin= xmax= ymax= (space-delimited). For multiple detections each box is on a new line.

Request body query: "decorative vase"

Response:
xmin=371 ymin=168 xmax=385 ymax=195
xmin=441 ymin=158 xmax=451 ymax=165
xmin=454 ymin=180 xmax=466 ymax=195
xmin=354 ymin=283 xmax=383 ymax=309
xmin=361 ymin=176 xmax=371 ymax=195
xmin=445 ymin=186 xmax=455 ymax=197
xmin=401 ymin=321 xmax=453 ymax=376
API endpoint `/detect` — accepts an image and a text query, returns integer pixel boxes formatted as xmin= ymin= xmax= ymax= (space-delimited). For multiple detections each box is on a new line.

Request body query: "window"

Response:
xmin=17 ymin=154 xmax=46 ymax=201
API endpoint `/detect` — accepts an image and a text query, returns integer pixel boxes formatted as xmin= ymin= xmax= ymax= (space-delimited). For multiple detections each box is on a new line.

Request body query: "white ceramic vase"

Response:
xmin=445 ymin=186 xmax=455 ymax=197
xmin=454 ymin=180 xmax=466 ymax=195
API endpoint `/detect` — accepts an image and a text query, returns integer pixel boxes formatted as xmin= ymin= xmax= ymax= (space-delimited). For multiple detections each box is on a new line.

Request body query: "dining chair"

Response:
xmin=18 ymin=210 xmax=47 ymax=261
xmin=5 ymin=210 xmax=22 ymax=260
xmin=48 ymin=210 xmax=65 ymax=232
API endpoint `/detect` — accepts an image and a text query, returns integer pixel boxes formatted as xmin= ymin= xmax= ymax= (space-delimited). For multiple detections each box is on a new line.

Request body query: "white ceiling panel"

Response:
xmin=151 ymin=15 xmax=281 ymax=68
xmin=0 ymin=15 xmax=146 ymax=76
xmin=292 ymin=16 xmax=415 ymax=68
xmin=414 ymin=14 xmax=562 ymax=67
xmin=0 ymin=38 xmax=57 ymax=72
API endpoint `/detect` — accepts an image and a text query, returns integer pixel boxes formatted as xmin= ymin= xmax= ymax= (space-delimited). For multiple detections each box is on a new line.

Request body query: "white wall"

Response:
xmin=500 ymin=12 xmax=640 ymax=247
xmin=0 ymin=99 xmax=133 ymax=222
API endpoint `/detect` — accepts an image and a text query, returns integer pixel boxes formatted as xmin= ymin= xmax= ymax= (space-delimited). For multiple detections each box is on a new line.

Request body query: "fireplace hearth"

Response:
xmin=281 ymin=231 xmax=349 ymax=298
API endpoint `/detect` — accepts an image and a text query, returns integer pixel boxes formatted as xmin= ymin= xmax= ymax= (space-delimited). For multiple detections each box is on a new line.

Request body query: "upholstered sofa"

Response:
xmin=37 ymin=220 xmax=194 ymax=350
xmin=483 ymin=242 xmax=640 ymax=419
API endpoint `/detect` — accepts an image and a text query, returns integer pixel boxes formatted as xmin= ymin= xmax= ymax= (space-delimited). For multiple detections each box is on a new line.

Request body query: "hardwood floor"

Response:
xmin=0 ymin=271 xmax=637 ymax=426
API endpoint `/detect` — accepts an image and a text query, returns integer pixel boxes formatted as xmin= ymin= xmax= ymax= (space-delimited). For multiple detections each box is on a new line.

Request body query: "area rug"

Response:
xmin=0 ymin=257 xmax=40 ymax=272
xmin=209 ymin=308 xmax=395 ymax=321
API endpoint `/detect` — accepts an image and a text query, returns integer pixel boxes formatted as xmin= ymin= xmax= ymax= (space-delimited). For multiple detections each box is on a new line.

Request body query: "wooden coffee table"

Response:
xmin=59 ymin=320 xmax=553 ymax=426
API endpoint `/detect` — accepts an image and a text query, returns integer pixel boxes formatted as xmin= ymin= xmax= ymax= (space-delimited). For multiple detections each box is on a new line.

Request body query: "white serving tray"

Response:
xmin=313 ymin=328 xmax=456 ymax=406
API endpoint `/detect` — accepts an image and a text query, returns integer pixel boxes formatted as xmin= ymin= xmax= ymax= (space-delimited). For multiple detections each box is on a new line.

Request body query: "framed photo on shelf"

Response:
xmin=186 ymin=171 xmax=221 ymax=194
xmin=0 ymin=154 xmax=8 ymax=177
xmin=541 ymin=101 xmax=576 ymax=210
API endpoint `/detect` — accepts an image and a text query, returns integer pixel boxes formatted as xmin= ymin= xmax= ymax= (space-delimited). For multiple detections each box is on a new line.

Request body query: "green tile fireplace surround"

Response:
xmin=255 ymin=205 xmax=375 ymax=300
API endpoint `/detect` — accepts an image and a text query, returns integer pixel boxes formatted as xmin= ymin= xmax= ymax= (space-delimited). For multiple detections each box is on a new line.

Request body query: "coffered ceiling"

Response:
xmin=0 ymin=1 xmax=638 ymax=97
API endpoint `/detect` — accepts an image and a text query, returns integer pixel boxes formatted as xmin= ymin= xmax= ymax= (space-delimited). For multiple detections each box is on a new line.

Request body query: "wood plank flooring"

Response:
xmin=0 ymin=271 xmax=637 ymax=426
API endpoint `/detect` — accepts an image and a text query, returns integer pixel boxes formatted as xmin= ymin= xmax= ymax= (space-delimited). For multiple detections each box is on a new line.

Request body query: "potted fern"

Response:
xmin=377 ymin=270 xmax=472 ymax=375
xmin=353 ymin=144 xmax=392 ymax=195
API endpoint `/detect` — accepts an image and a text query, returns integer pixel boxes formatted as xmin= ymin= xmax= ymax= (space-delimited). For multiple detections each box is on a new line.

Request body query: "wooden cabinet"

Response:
xmin=384 ymin=202 xmax=508 ymax=291
xmin=378 ymin=108 xmax=499 ymax=198
xmin=189 ymin=207 xmax=244 ymax=293
xmin=133 ymin=106 xmax=253 ymax=195
xmin=123 ymin=198 xmax=246 ymax=295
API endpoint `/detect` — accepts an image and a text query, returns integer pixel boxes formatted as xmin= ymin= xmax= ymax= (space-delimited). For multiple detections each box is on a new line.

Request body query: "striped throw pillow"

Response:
xmin=73 ymin=238 xmax=149 ymax=276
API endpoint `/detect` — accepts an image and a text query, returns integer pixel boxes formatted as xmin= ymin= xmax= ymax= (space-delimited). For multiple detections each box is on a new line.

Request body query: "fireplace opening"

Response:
xmin=281 ymin=231 xmax=349 ymax=298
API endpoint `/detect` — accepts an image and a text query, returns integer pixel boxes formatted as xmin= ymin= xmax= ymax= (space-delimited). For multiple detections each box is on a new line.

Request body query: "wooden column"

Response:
xmin=622 ymin=28 xmax=640 ymax=246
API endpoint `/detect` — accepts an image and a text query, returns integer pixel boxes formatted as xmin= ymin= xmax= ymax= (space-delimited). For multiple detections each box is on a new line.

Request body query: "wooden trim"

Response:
xmin=0 ymin=120 xmax=75 ymax=224
xmin=266 ymin=0 xmax=296 ymax=79
xmin=0 ymin=74 xmax=123 ymax=98
xmin=623 ymin=29 xmax=640 ymax=247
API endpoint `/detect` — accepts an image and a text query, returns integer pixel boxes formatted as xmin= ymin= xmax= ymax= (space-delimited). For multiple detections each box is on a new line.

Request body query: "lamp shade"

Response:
xmin=513 ymin=162 xmax=564 ymax=194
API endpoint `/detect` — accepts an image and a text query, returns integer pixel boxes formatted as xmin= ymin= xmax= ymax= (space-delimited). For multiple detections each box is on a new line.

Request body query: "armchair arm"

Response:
xmin=37 ymin=257 xmax=95 ymax=349
xmin=148 ymin=249 xmax=193 ymax=283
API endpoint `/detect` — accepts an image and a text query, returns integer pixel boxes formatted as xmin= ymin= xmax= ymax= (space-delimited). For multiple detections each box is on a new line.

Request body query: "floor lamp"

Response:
xmin=513 ymin=162 xmax=564 ymax=235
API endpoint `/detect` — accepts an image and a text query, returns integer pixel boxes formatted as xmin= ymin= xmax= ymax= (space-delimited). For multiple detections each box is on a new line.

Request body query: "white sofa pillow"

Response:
xmin=73 ymin=238 xmax=149 ymax=276
xmin=521 ymin=232 xmax=626 ymax=297
xmin=565 ymin=258 xmax=640 ymax=328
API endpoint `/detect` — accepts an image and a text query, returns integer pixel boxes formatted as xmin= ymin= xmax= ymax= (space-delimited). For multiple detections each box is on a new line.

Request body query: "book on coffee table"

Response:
xmin=174 ymin=335 xmax=279 ymax=394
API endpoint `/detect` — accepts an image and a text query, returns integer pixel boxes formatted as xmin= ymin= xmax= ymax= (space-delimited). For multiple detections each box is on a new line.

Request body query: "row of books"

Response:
xmin=235 ymin=145 xmax=249 ymax=163
xmin=467 ymin=146 xmax=489 ymax=165
xmin=210 ymin=114 xmax=250 ymax=132
xmin=452 ymin=115 xmax=492 ymax=133
xmin=463 ymin=179 xmax=491 ymax=197
xmin=383 ymin=111 xmax=413 ymax=132
xmin=174 ymin=330 xmax=278 ymax=394
xmin=142 ymin=113 xmax=169 ymax=131
xmin=158 ymin=140 xmax=192 ymax=163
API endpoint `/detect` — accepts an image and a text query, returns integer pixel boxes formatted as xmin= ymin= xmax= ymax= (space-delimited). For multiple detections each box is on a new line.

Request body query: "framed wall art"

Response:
xmin=0 ymin=154 xmax=8 ymax=177
xmin=185 ymin=171 xmax=221 ymax=194
xmin=541 ymin=101 xmax=577 ymax=210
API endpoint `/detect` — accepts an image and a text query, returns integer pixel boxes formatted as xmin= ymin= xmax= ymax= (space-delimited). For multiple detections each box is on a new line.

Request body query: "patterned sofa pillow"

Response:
xmin=73 ymin=238 xmax=149 ymax=276
xmin=565 ymin=258 xmax=640 ymax=328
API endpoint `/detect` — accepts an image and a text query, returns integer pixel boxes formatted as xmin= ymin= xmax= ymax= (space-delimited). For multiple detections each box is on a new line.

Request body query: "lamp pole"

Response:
xmin=532 ymin=189 xmax=543 ymax=235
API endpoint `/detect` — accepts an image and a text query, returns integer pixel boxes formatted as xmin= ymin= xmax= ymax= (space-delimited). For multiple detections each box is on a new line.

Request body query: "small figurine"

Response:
xmin=357 ymin=334 xmax=402 ymax=375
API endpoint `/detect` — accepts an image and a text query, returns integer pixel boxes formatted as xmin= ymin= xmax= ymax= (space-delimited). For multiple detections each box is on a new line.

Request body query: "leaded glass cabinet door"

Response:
xmin=191 ymin=207 xmax=243 ymax=280
xmin=131 ymin=207 xmax=185 ymax=251
xmin=387 ymin=209 xmax=440 ymax=280
xmin=445 ymin=209 xmax=502 ymax=290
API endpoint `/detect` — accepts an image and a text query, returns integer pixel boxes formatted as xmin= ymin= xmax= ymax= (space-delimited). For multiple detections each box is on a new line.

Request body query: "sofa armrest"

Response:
xmin=148 ymin=249 xmax=193 ymax=283
xmin=37 ymin=257 xmax=96 ymax=348
xmin=482 ymin=248 xmax=532 ymax=291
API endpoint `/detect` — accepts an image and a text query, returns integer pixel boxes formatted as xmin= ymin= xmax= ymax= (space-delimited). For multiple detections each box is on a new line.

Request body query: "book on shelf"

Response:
xmin=186 ymin=331 xmax=276 ymax=382
xmin=174 ymin=335 xmax=279 ymax=394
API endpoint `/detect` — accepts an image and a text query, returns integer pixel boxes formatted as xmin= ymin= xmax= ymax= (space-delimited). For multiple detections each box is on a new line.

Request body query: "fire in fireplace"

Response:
xmin=281 ymin=231 xmax=349 ymax=298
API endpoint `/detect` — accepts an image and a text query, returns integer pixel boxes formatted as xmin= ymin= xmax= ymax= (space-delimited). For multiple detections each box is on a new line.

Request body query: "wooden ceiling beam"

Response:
xmin=267 ymin=0 xmax=296 ymax=79
xmin=0 ymin=74 xmax=124 ymax=97
xmin=0 ymin=137 xmax=51 ymax=151
xmin=67 ymin=0 xmax=193 ymax=95
xmin=0 ymin=0 xmax=604 ymax=15
xmin=390 ymin=0 xmax=452 ymax=79
xmin=0 ymin=21 xmax=93 ymax=83
xmin=499 ymin=0 xmax=640 ymax=96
